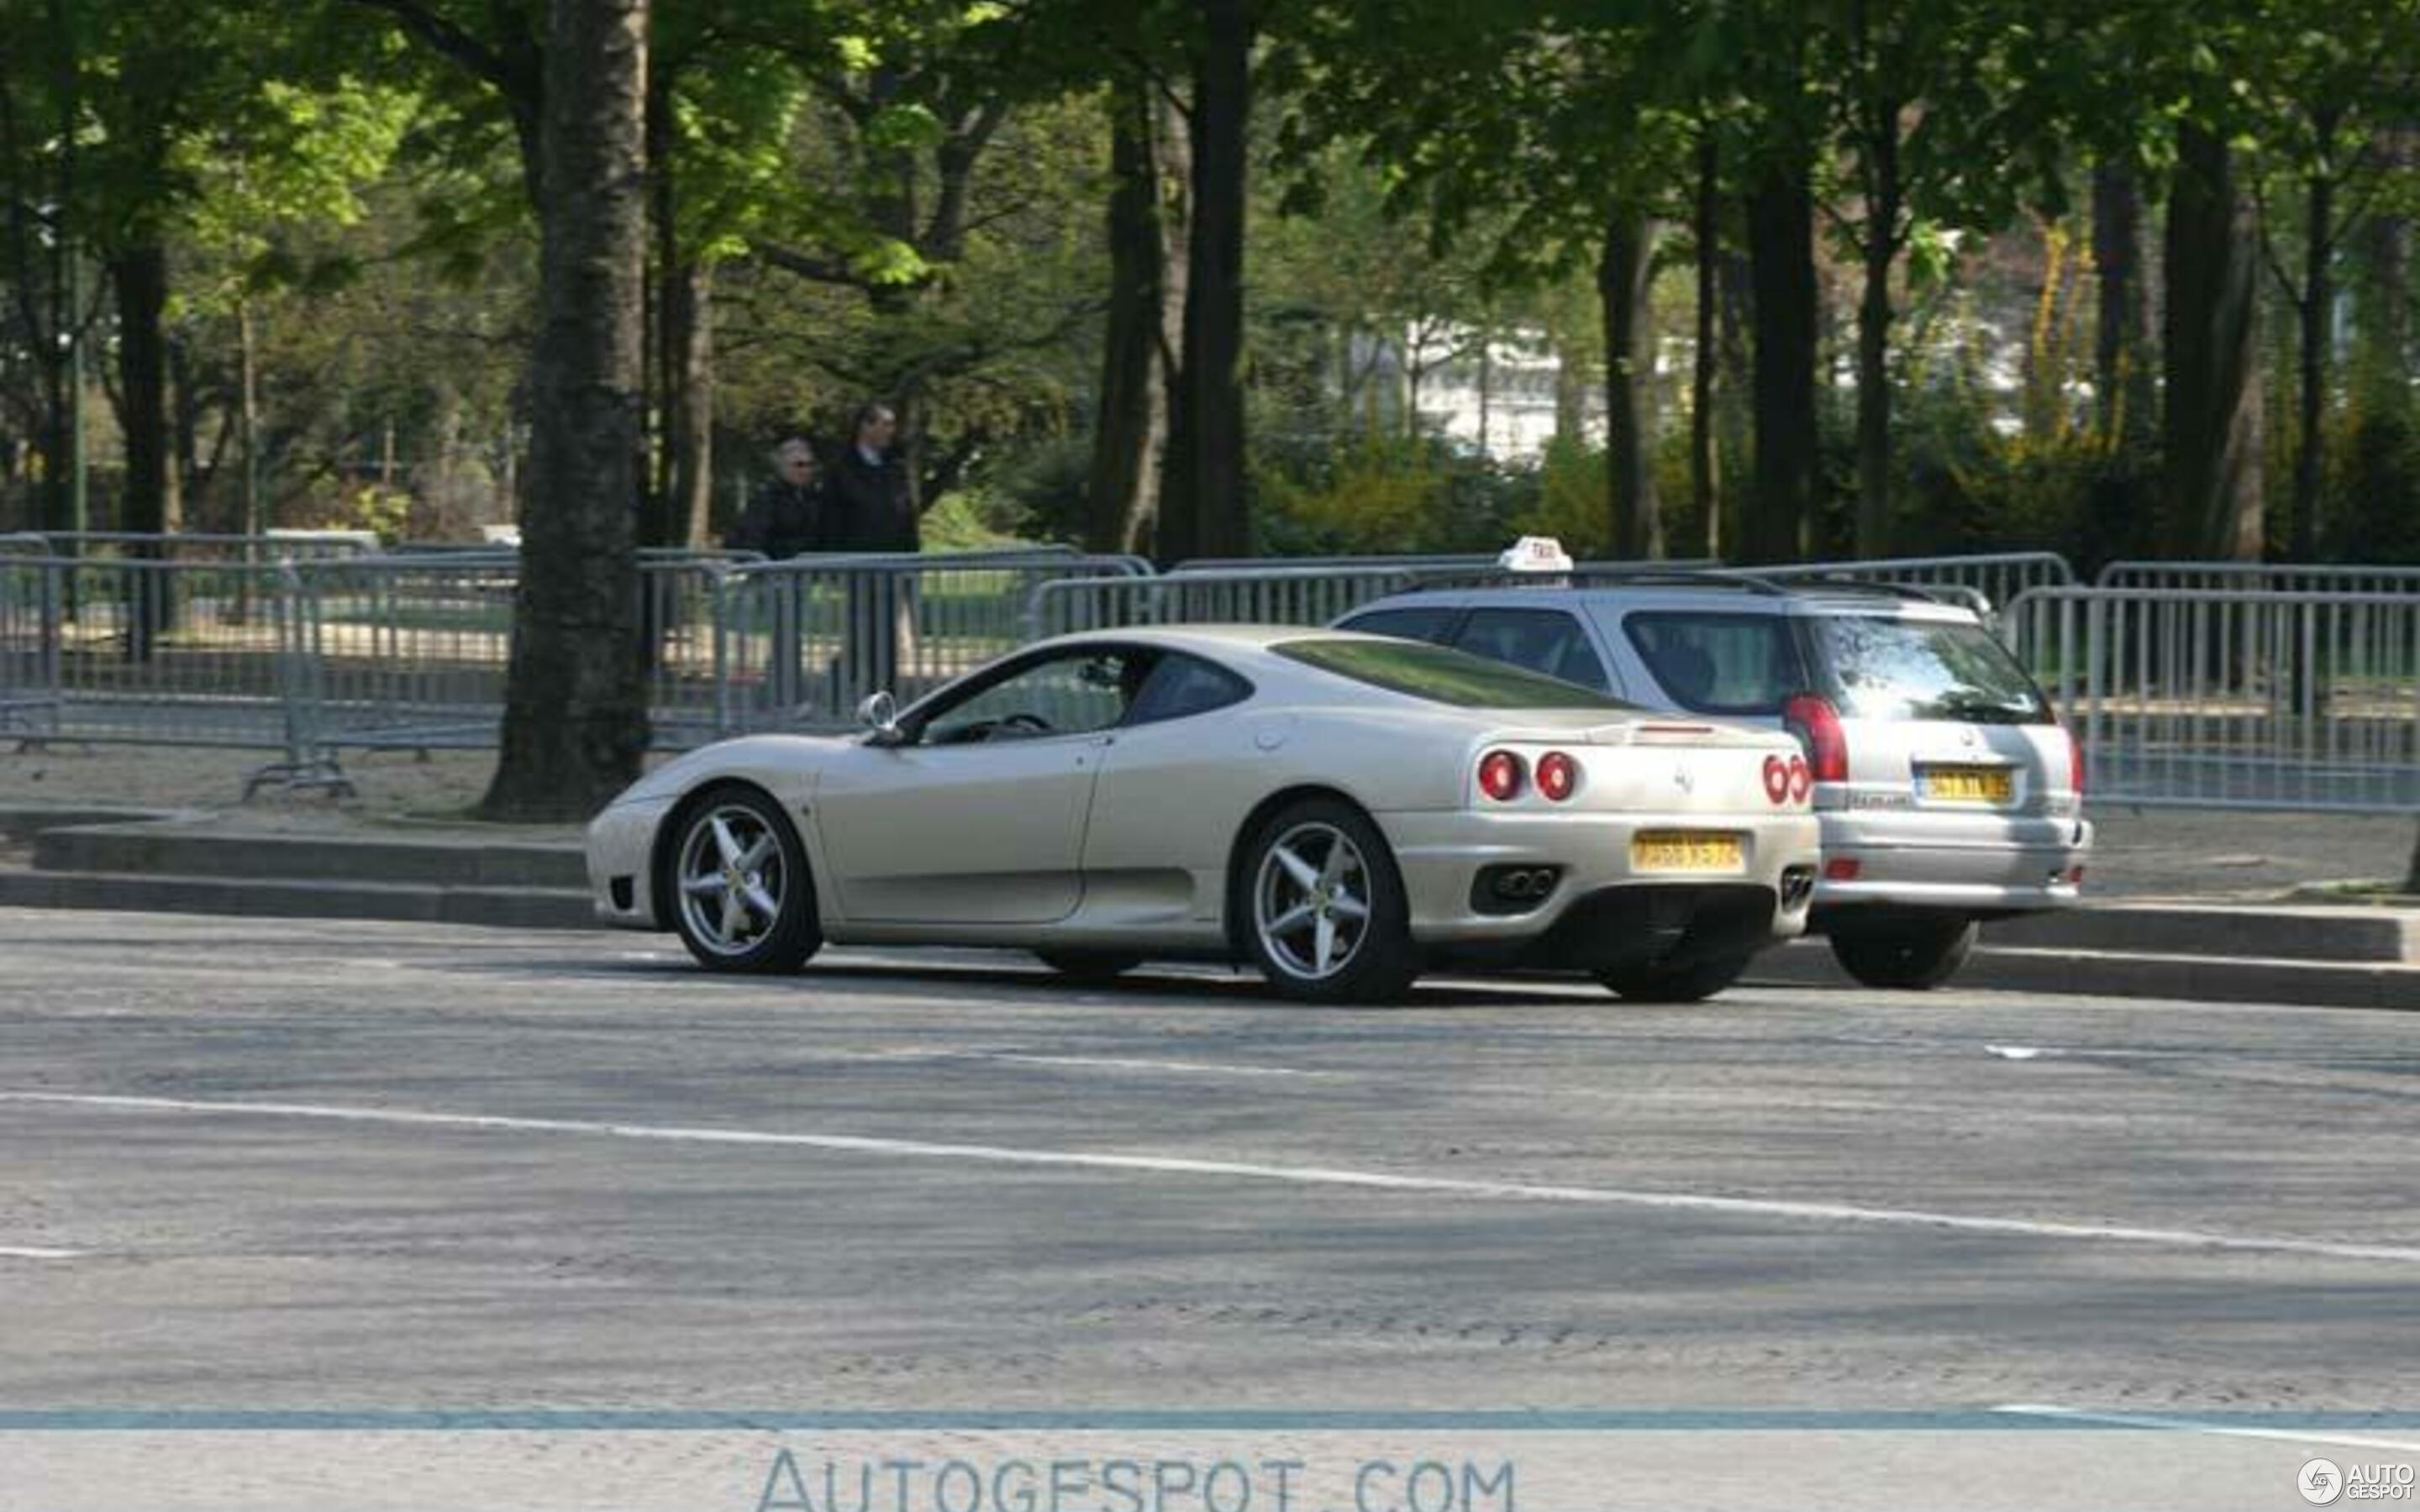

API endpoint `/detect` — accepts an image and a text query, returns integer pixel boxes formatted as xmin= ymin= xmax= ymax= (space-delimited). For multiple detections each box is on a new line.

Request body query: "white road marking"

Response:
xmin=1997 ymin=1404 xmax=2420 ymax=1454
xmin=984 ymin=1053 xmax=1342 ymax=1080
xmin=8 ymin=1089 xmax=2420 ymax=1267
xmin=0 ymin=1244 xmax=82 ymax=1261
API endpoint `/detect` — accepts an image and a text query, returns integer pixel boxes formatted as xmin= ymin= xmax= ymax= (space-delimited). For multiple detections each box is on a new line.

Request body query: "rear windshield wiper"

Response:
xmin=1927 ymin=694 xmax=2039 ymax=724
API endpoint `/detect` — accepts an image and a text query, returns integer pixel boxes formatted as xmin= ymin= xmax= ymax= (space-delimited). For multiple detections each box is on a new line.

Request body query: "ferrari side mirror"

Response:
xmin=858 ymin=690 xmax=904 ymax=746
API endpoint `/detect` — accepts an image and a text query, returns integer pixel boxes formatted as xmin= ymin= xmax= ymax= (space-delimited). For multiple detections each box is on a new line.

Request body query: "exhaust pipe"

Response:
xmin=1474 ymin=865 xmax=1564 ymax=913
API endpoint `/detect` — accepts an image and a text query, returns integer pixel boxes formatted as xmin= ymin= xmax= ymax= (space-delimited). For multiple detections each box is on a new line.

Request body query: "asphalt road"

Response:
xmin=3 ymin=908 xmax=2416 ymax=1510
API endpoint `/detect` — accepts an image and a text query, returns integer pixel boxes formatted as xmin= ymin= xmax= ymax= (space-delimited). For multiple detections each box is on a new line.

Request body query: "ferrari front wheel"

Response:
xmin=666 ymin=785 xmax=822 ymax=973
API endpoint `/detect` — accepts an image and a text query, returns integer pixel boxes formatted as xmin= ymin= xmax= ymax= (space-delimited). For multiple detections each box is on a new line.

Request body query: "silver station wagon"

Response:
xmin=1338 ymin=570 xmax=2092 ymax=989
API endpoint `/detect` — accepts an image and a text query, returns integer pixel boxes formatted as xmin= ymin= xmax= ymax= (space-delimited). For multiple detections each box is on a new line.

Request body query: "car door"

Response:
xmin=813 ymin=646 xmax=1151 ymax=923
xmin=1079 ymin=653 xmax=1261 ymax=926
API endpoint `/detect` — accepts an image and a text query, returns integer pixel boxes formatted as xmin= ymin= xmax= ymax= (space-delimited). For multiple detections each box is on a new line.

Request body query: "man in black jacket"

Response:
xmin=724 ymin=437 xmax=827 ymax=558
xmin=826 ymin=402 xmax=918 ymax=701
xmin=824 ymin=403 xmax=917 ymax=552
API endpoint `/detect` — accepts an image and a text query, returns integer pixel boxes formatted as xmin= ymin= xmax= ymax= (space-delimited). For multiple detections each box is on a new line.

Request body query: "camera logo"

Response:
xmin=2305 ymin=1461 xmax=2347 ymax=1506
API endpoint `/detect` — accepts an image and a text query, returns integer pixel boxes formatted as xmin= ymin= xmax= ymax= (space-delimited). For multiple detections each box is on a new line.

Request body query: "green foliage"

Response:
xmin=1252 ymin=430 xmax=1539 ymax=557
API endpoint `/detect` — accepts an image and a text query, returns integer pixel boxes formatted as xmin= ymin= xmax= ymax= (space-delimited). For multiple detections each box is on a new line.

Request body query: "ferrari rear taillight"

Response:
xmin=1537 ymin=751 xmax=1577 ymax=802
xmin=1478 ymin=749 xmax=1525 ymax=801
xmin=1762 ymin=754 xmax=1791 ymax=805
xmin=1783 ymin=694 xmax=1849 ymax=784
xmin=1763 ymin=752 xmax=1815 ymax=806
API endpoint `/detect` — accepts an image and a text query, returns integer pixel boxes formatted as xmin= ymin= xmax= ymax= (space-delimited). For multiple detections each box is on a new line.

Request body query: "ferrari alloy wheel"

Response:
xmin=667 ymin=785 xmax=822 ymax=973
xmin=1242 ymin=799 xmax=1417 ymax=1004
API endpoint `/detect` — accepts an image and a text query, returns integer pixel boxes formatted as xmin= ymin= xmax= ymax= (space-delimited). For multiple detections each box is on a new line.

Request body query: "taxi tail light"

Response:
xmin=1478 ymin=749 xmax=1525 ymax=801
xmin=1783 ymin=694 xmax=1849 ymax=783
xmin=1537 ymin=751 xmax=1578 ymax=802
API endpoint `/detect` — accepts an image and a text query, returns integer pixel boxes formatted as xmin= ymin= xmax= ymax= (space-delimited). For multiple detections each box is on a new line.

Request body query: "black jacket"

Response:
xmin=724 ymin=477 xmax=828 ymax=559
xmin=825 ymin=446 xmax=918 ymax=554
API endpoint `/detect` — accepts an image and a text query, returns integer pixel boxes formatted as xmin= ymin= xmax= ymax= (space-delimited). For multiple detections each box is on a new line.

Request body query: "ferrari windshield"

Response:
xmin=1276 ymin=637 xmax=1634 ymax=710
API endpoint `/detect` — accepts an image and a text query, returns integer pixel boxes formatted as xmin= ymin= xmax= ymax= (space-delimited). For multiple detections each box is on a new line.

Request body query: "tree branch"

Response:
xmin=748 ymin=239 xmax=865 ymax=288
xmin=350 ymin=0 xmax=514 ymax=92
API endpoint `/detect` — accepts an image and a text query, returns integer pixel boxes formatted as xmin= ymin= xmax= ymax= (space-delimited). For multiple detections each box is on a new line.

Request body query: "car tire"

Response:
xmin=1034 ymin=950 xmax=1144 ymax=984
xmin=1828 ymin=916 xmax=1978 ymax=990
xmin=1596 ymin=950 xmax=1754 ymax=1003
xmin=1238 ymin=797 xmax=1419 ymax=1005
xmin=664 ymin=784 xmax=822 ymax=974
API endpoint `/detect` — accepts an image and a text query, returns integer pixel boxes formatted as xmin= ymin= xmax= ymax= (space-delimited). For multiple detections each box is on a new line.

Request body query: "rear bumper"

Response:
xmin=1812 ymin=810 xmax=2092 ymax=915
xmin=1379 ymin=808 xmax=1823 ymax=963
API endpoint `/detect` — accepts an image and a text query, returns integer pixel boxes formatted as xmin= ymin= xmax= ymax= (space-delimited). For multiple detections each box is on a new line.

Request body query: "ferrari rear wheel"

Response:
xmin=666 ymin=785 xmax=822 ymax=974
xmin=1034 ymin=950 xmax=1144 ymax=984
xmin=1596 ymin=950 xmax=1754 ymax=1003
xmin=1242 ymin=798 xmax=1418 ymax=1005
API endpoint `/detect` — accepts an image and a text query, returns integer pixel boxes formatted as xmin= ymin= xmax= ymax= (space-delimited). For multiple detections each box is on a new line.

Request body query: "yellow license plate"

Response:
xmin=1922 ymin=765 xmax=2014 ymax=803
xmin=1630 ymin=832 xmax=1745 ymax=872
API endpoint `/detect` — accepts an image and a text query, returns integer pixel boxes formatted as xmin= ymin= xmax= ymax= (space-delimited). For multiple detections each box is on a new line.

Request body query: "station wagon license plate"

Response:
xmin=1920 ymin=765 xmax=2015 ymax=803
xmin=1631 ymin=832 xmax=1745 ymax=872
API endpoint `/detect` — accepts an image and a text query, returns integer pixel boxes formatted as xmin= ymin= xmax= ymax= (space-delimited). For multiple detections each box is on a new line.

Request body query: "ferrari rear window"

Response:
xmin=1277 ymin=638 xmax=1631 ymax=710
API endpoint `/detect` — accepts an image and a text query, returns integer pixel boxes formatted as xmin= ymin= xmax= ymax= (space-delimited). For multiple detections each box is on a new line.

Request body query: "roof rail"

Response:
xmin=1739 ymin=574 xmax=1954 ymax=605
xmin=1397 ymin=566 xmax=1791 ymax=596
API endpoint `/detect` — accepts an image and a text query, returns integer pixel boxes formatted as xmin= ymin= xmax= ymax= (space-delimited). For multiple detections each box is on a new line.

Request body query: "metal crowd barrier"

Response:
xmin=1758 ymin=551 xmax=2075 ymax=613
xmin=1026 ymin=557 xmax=1865 ymax=639
xmin=2096 ymin=559 xmax=2420 ymax=596
xmin=34 ymin=529 xmax=381 ymax=564
xmin=715 ymin=554 xmax=1148 ymax=733
xmin=1028 ymin=564 xmax=1439 ymax=638
xmin=293 ymin=549 xmax=776 ymax=753
xmin=0 ymin=554 xmax=300 ymax=750
xmin=2005 ymin=586 xmax=2420 ymax=812
xmin=0 ymin=556 xmax=62 ymax=736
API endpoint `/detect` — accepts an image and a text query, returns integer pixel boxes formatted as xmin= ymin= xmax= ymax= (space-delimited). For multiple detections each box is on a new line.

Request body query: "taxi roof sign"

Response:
xmin=1498 ymin=536 xmax=1574 ymax=573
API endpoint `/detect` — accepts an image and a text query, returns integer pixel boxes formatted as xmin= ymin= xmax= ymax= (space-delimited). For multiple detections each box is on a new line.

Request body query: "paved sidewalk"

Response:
xmin=2081 ymin=807 xmax=2417 ymax=899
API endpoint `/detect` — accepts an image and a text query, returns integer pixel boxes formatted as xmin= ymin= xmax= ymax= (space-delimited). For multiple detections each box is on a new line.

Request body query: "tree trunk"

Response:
xmin=1743 ymin=160 xmax=1817 ymax=564
xmin=1599 ymin=207 xmax=1662 ymax=559
xmin=164 ymin=332 xmax=190 ymax=533
xmin=238 ymin=297 xmax=261 ymax=538
xmin=480 ymin=0 xmax=651 ymax=820
xmin=1717 ymin=244 xmax=1754 ymax=558
xmin=2162 ymin=123 xmax=2265 ymax=560
xmin=1160 ymin=0 xmax=1251 ymax=562
xmin=1854 ymin=101 xmax=1902 ymax=558
xmin=640 ymin=72 xmax=713 ymax=550
xmin=2091 ymin=160 xmax=2154 ymax=451
xmin=109 ymin=241 xmax=171 ymax=659
xmin=2292 ymin=168 xmax=2333 ymax=563
xmin=1087 ymin=81 xmax=1171 ymax=555
xmin=2354 ymin=130 xmax=2410 ymax=401
xmin=1691 ymin=131 xmax=1721 ymax=559
xmin=669 ymin=260 xmax=714 ymax=549
xmin=110 ymin=244 xmax=170 ymax=538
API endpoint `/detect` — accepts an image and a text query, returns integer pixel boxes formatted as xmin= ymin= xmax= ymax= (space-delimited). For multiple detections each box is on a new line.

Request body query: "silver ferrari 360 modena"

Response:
xmin=586 ymin=626 xmax=1822 ymax=1003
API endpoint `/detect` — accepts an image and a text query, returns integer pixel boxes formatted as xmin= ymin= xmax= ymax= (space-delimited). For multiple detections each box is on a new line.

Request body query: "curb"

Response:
xmin=0 ymin=870 xmax=596 ymax=932
xmin=1751 ymin=938 xmax=2420 ymax=1011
